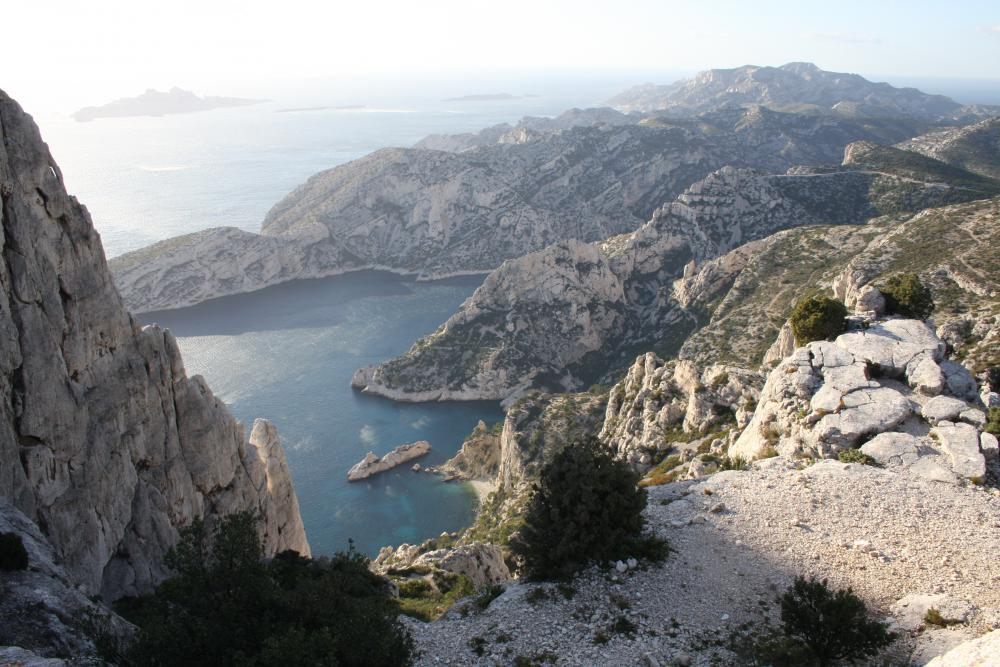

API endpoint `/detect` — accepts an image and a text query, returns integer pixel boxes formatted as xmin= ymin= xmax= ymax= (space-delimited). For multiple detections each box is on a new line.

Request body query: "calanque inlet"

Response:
xmin=2 ymin=57 xmax=1000 ymax=667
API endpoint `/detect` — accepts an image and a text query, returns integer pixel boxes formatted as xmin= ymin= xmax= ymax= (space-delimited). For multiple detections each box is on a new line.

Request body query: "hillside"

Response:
xmin=111 ymin=106 xmax=928 ymax=312
xmin=352 ymin=147 xmax=998 ymax=403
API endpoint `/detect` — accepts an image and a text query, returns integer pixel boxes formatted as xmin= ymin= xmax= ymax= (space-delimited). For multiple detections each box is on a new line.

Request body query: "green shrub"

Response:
xmin=780 ymin=576 xmax=896 ymax=667
xmin=923 ymin=607 xmax=961 ymax=627
xmin=119 ymin=512 xmax=414 ymax=666
xmin=0 ymin=532 xmax=29 ymax=571
xmin=789 ymin=295 xmax=848 ymax=346
xmin=473 ymin=584 xmax=505 ymax=611
xmin=880 ymin=273 xmax=934 ymax=319
xmin=838 ymin=449 xmax=877 ymax=466
xmin=984 ymin=407 xmax=1000 ymax=437
xmin=511 ymin=436 xmax=665 ymax=580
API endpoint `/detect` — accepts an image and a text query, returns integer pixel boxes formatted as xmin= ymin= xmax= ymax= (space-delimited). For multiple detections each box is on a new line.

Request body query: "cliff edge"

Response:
xmin=0 ymin=89 xmax=309 ymax=600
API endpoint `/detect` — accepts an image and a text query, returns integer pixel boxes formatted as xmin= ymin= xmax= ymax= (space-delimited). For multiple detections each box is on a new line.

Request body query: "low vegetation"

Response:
xmin=880 ymin=273 xmax=934 ymax=319
xmin=117 ymin=512 xmax=414 ymax=666
xmin=512 ymin=437 xmax=668 ymax=580
xmin=779 ymin=576 xmax=896 ymax=667
xmin=838 ymin=449 xmax=877 ymax=466
xmin=789 ymin=295 xmax=848 ymax=346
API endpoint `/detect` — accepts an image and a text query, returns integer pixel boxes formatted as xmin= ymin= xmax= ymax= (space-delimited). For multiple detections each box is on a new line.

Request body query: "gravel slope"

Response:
xmin=408 ymin=459 xmax=1000 ymax=666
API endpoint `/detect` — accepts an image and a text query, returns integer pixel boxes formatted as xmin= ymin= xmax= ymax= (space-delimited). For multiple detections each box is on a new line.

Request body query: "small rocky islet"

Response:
xmin=3 ymin=61 xmax=1000 ymax=664
xmin=347 ymin=441 xmax=432 ymax=481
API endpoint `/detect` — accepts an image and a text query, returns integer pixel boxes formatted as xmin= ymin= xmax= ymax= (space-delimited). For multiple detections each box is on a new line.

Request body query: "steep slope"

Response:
xmin=607 ymin=61 xmax=995 ymax=122
xmin=111 ymin=106 xmax=929 ymax=313
xmin=0 ymin=90 xmax=308 ymax=600
xmin=353 ymin=150 xmax=996 ymax=402
xmin=897 ymin=116 xmax=1000 ymax=179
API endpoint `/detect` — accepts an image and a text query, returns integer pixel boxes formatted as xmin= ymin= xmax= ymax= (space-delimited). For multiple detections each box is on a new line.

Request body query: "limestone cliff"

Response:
xmin=0 ymin=90 xmax=309 ymax=600
xmin=111 ymin=106 xmax=929 ymax=313
xmin=356 ymin=152 xmax=993 ymax=402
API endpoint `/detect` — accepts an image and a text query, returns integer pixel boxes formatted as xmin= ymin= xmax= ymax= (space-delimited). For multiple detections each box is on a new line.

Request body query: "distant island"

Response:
xmin=442 ymin=93 xmax=539 ymax=102
xmin=275 ymin=105 xmax=367 ymax=113
xmin=72 ymin=87 xmax=264 ymax=122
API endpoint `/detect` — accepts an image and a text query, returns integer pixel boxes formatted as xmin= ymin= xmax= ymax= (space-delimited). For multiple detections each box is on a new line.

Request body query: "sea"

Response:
xmin=31 ymin=72 xmax=659 ymax=556
xmin=29 ymin=70 xmax=1000 ymax=556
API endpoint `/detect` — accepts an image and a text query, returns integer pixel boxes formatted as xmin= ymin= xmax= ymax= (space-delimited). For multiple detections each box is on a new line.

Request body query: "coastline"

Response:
xmin=465 ymin=479 xmax=497 ymax=503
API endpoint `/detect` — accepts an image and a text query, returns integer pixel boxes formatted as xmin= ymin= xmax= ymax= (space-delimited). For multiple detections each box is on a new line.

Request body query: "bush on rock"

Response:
xmin=789 ymin=295 xmax=848 ymax=346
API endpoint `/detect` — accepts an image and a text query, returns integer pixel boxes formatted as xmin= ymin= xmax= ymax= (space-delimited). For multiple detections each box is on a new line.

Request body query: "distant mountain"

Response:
xmin=72 ymin=87 xmax=263 ymax=121
xmin=607 ymin=62 xmax=997 ymax=122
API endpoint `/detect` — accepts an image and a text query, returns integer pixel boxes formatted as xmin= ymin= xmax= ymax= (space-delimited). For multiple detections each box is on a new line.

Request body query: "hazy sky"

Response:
xmin=5 ymin=0 xmax=999 ymax=112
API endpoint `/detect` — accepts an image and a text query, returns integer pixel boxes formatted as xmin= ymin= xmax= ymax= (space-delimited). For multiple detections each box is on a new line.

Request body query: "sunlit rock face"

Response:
xmin=0 ymin=89 xmax=308 ymax=600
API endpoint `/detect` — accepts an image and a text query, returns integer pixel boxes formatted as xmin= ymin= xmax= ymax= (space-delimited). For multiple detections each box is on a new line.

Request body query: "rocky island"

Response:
xmin=347 ymin=441 xmax=432 ymax=481
xmin=72 ymin=86 xmax=264 ymax=121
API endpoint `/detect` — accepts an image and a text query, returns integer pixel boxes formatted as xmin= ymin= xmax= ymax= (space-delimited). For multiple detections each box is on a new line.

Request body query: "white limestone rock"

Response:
xmin=861 ymin=432 xmax=921 ymax=468
xmin=922 ymin=396 xmax=969 ymax=424
xmin=0 ymin=91 xmax=309 ymax=600
xmin=931 ymin=423 xmax=987 ymax=483
xmin=925 ymin=629 xmax=1000 ymax=666
xmin=907 ymin=354 xmax=945 ymax=396
xmin=980 ymin=432 xmax=999 ymax=462
xmin=835 ymin=320 xmax=944 ymax=377
xmin=853 ymin=284 xmax=885 ymax=317
xmin=347 ymin=441 xmax=431 ymax=481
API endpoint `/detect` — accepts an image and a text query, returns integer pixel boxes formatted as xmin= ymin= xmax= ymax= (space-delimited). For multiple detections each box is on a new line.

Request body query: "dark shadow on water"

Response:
xmin=137 ymin=270 xmax=487 ymax=336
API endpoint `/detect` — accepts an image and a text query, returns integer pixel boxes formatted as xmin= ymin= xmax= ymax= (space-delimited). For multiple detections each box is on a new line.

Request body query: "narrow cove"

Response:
xmin=139 ymin=270 xmax=505 ymax=557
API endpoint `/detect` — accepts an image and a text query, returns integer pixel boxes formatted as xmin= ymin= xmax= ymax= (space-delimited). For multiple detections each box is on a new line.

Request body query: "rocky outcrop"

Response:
xmin=439 ymin=421 xmax=502 ymax=481
xmin=373 ymin=541 xmax=510 ymax=590
xmin=730 ymin=318 xmax=991 ymax=484
xmin=0 ymin=89 xmax=308 ymax=600
xmin=607 ymin=62 xmax=996 ymax=122
xmin=111 ymin=105 xmax=934 ymax=313
xmin=599 ymin=353 xmax=762 ymax=471
xmin=0 ymin=502 xmax=133 ymax=661
xmin=347 ymin=441 xmax=431 ymax=481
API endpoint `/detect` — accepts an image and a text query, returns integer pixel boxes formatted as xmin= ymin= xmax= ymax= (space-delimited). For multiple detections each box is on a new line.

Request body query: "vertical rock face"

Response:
xmin=0 ymin=90 xmax=308 ymax=600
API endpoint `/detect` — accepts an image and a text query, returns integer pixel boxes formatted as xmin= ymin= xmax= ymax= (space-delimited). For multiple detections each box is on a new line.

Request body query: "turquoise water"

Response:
xmin=141 ymin=271 xmax=505 ymax=557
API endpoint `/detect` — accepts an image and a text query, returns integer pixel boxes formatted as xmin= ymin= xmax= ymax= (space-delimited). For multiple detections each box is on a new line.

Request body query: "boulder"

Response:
xmin=907 ymin=457 xmax=960 ymax=485
xmin=861 ymin=432 xmax=921 ymax=467
xmin=926 ymin=629 xmax=1000 ymax=666
xmin=814 ymin=387 xmax=913 ymax=450
xmin=979 ymin=432 xmax=998 ymax=462
xmin=835 ymin=320 xmax=944 ymax=376
xmin=922 ymin=396 xmax=969 ymax=425
xmin=853 ymin=284 xmax=885 ymax=317
xmin=906 ymin=354 xmax=945 ymax=396
xmin=931 ymin=423 xmax=986 ymax=483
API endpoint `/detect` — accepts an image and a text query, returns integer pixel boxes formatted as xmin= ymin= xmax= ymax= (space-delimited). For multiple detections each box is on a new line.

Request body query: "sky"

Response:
xmin=3 ymin=0 xmax=999 ymax=113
